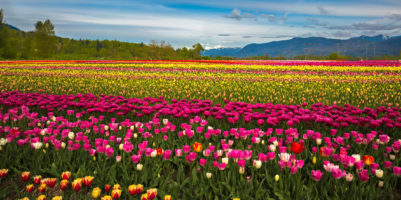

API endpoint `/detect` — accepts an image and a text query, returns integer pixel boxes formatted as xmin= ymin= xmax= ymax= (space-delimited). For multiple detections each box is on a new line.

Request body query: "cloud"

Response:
xmin=328 ymin=22 xmax=401 ymax=31
xmin=218 ymin=34 xmax=231 ymax=36
xmin=242 ymin=35 xmax=252 ymax=38
xmin=317 ymin=6 xmax=330 ymax=15
xmin=331 ymin=31 xmax=353 ymax=38
xmin=260 ymin=14 xmax=275 ymax=22
xmin=306 ymin=18 xmax=327 ymax=27
xmin=224 ymin=8 xmax=256 ymax=20
xmin=386 ymin=14 xmax=401 ymax=20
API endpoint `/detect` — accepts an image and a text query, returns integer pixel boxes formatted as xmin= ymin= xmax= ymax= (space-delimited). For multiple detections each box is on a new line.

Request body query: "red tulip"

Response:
xmin=128 ymin=184 xmax=137 ymax=196
xmin=61 ymin=171 xmax=71 ymax=180
xmin=290 ymin=142 xmax=305 ymax=154
xmin=112 ymin=189 xmax=122 ymax=199
xmin=147 ymin=188 xmax=157 ymax=200
xmin=21 ymin=171 xmax=30 ymax=182
xmin=46 ymin=178 xmax=57 ymax=188
xmin=38 ymin=183 xmax=47 ymax=193
xmin=26 ymin=184 xmax=34 ymax=193
xmin=60 ymin=179 xmax=69 ymax=191
xmin=82 ymin=176 xmax=94 ymax=187
xmin=0 ymin=169 xmax=8 ymax=178
xmin=72 ymin=179 xmax=82 ymax=192
xmin=33 ymin=175 xmax=42 ymax=185
xmin=105 ymin=184 xmax=112 ymax=192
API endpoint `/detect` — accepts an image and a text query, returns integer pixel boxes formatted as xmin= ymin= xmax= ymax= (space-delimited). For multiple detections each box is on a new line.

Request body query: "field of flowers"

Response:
xmin=0 ymin=60 xmax=401 ymax=200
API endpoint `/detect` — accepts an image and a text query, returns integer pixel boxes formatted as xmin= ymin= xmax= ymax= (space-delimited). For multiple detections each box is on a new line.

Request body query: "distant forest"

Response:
xmin=0 ymin=9 xmax=400 ymax=61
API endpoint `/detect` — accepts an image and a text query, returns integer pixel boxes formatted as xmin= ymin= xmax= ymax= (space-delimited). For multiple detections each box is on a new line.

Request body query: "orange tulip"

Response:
xmin=193 ymin=142 xmax=202 ymax=152
xmin=318 ymin=147 xmax=326 ymax=158
xmin=111 ymin=189 xmax=122 ymax=199
xmin=362 ymin=155 xmax=374 ymax=166
xmin=21 ymin=171 xmax=30 ymax=182
xmin=157 ymin=148 xmax=163 ymax=155
xmin=147 ymin=188 xmax=158 ymax=200
xmin=60 ymin=179 xmax=69 ymax=191
xmin=128 ymin=184 xmax=137 ymax=195
xmin=34 ymin=175 xmax=42 ymax=185
xmin=38 ymin=183 xmax=47 ymax=193
xmin=164 ymin=195 xmax=172 ymax=200
xmin=82 ymin=176 xmax=94 ymax=187
xmin=61 ymin=171 xmax=71 ymax=180
xmin=26 ymin=184 xmax=34 ymax=193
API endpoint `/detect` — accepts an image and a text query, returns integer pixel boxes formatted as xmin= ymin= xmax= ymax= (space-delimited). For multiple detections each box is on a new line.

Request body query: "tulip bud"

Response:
xmin=105 ymin=184 xmax=112 ymax=192
xmin=61 ymin=171 xmax=71 ymax=180
xmin=268 ymin=144 xmax=276 ymax=152
xmin=21 ymin=171 xmax=30 ymax=182
xmin=222 ymin=157 xmax=229 ymax=165
xmin=37 ymin=195 xmax=46 ymax=200
xmin=92 ymin=187 xmax=101 ymax=199
xmin=119 ymin=144 xmax=123 ymax=150
xmin=128 ymin=184 xmax=137 ymax=196
xmin=137 ymin=163 xmax=143 ymax=171
xmin=253 ymin=160 xmax=262 ymax=169
xmin=378 ymin=181 xmax=384 ymax=187
xmin=313 ymin=156 xmax=317 ymax=164
xmin=116 ymin=156 xmax=121 ymax=162
xmin=39 ymin=183 xmax=47 ymax=193
xmin=101 ymin=195 xmax=112 ymax=200
xmin=26 ymin=184 xmax=34 ymax=193
xmin=274 ymin=174 xmax=279 ymax=182
xmin=137 ymin=184 xmax=144 ymax=194
xmin=390 ymin=154 xmax=396 ymax=160
xmin=111 ymin=189 xmax=122 ymax=199
xmin=345 ymin=173 xmax=353 ymax=182
xmin=147 ymin=188 xmax=157 ymax=200
xmin=375 ymin=169 xmax=384 ymax=178
xmin=61 ymin=142 xmax=66 ymax=149
xmin=134 ymin=133 xmax=138 ymax=138
xmin=206 ymin=172 xmax=212 ymax=179
xmin=316 ymin=138 xmax=322 ymax=145
xmin=239 ymin=167 xmax=245 ymax=174
xmin=141 ymin=194 xmax=149 ymax=200
xmin=34 ymin=175 xmax=42 ymax=185
xmin=51 ymin=196 xmax=62 ymax=200
xmin=60 ymin=180 xmax=68 ymax=191
xmin=68 ymin=132 xmax=75 ymax=140
xmin=72 ymin=180 xmax=82 ymax=192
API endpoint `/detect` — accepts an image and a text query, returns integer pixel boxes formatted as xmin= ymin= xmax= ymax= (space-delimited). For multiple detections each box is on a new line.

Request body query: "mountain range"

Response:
xmin=203 ymin=35 xmax=401 ymax=58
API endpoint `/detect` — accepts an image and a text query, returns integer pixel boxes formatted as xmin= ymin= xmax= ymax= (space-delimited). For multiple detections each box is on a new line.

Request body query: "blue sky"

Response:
xmin=2 ymin=0 xmax=401 ymax=49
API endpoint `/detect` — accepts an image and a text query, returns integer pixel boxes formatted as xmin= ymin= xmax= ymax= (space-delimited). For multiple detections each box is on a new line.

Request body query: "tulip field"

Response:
xmin=1 ymin=60 xmax=401 ymax=200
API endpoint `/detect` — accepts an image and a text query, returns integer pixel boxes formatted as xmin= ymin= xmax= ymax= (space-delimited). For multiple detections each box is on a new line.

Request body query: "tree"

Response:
xmin=0 ymin=9 xmax=3 ymax=25
xmin=192 ymin=43 xmax=204 ymax=58
xmin=33 ymin=19 xmax=56 ymax=58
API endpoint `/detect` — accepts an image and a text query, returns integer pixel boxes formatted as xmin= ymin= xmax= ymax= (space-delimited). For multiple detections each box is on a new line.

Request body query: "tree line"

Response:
xmin=0 ymin=9 xmax=205 ymax=60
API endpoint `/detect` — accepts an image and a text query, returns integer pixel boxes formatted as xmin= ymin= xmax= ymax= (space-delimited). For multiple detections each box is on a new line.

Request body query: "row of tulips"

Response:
xmin=1 ymin=60 xmax=401 ymax=109
xmin=1 ymin=93 xmax=401 ymax=199
xmin=0 ymin=170 xmax=169 ymax=200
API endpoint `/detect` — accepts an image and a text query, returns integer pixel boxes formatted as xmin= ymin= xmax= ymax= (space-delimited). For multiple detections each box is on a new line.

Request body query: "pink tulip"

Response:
xmin=311 ymin=170 xmax=323 ymax=181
